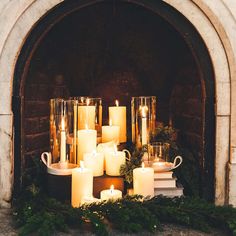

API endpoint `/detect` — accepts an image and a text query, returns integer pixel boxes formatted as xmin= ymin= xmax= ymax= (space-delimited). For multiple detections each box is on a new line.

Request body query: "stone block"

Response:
xmin=0 ymin=114 xmax=13 ymax=208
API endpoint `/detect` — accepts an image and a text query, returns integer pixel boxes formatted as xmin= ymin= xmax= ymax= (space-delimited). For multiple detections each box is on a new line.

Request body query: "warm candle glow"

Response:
xmin=61 ymin=117 xmax=65 ymax=130
xmin=141 ymin=106 xmax=148 ymax=118
xmin=142 ymin=162 xmax=145 ymax=169
xmin=115 ymin=100 xmax=119 ymax=107
xmin=110 ymin=184 xmax=114 ymax=194
xmin=114 ymin=145 xmax=118 ymax=154
xmin=92 ymin=150 xmax=97 ymax=156
xmin=85 ymin=124 xmax=88 ymax=130
xmin=109 ymin=119 xmax=112 ymax=126
xmin=80 ymin=160 xmax=85 ymax=169
xmin=86 ymin=98 xmax=90 ymax=106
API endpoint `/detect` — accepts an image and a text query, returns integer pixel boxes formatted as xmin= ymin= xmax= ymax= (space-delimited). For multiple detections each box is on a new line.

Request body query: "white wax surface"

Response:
xmin=109 ymin=106 xmax=127 ymax=142
xmin=71 ymin=167 xmax=93 ymax=207
xmin=133 ymin=166 xmax=154 ymax=197
xmin=83 ymin=152 xmax=104 ymax=176
xmin=105 ymin=151 xmax=126 ymax=176
xmin=77 ymin=129 xmax=97 ymax=164
xmin=77 ymin=105 xmax=95 ymax=130
xmin=100 ymin=188 xmax=122 ymax=201
xmin=102 ymin=125 xmax=120 ymax=144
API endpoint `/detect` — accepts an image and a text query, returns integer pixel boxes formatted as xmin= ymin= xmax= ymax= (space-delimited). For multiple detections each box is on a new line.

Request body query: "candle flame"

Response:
xmin=86 ymin=98 xmax=90 ymax=106
xmin=115 ymin=100 xmax=119 ymax=107
xmin=80 ymin=160 xmax=84 ymax=169
xmin=85 ymin=124 xmax=88 ymax=130
xmin=141 ymin=106 xmax=147 ymax=118
xmin=109 ymin=119 xmax=112 ymax=126
xmin=110 ymin=185 xmax=114 ymax=194
xmin=61 ymin=117 xmax=65 ymax=130
xmin=142 ymin=162 xmax=145 ymax=169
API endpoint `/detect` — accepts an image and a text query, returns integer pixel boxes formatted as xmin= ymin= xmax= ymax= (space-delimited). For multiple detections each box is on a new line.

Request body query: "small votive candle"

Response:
xmin=100 ymin=185 xmax=122 ymax=201
xmin=83 ymin=151 xmax=104 ymax=177
xmin=133 ymin=162 xmax=154 ymax=198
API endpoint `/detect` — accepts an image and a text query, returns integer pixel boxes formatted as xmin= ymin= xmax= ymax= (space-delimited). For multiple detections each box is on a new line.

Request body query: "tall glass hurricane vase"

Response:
xmin=131 ymin=96 xmax=156 ymax=148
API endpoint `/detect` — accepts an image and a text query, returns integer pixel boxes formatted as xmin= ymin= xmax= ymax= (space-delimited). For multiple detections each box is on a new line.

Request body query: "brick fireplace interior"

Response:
xmin=13 ymin=1 xmax=215 ymax=200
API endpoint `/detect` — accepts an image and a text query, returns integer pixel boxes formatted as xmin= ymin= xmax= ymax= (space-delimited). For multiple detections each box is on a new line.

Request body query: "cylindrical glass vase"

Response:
xmin=131 ymin=96 xmax=156 ymax=148
xmin=71 ymin=97 xmax=102 ymax=135
xmin=50 ymin=98 xmax=69 ymax=163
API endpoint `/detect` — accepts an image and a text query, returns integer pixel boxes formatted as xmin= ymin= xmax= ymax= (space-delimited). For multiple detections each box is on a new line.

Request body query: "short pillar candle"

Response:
xmin=83 ymin=151 xmax=104 ymax=177
xmin=105 ymin=148 xmax=126 ymax=176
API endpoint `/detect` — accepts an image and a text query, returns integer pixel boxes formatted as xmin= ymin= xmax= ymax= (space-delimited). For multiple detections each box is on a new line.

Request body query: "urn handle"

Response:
xmin=41 ymin=152 xmax=52 ymax=167
xmin=172 ymin=156 xmax=183 ymax=170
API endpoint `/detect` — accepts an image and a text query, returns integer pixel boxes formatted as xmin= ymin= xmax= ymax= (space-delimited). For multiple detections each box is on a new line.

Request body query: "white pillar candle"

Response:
xmin=97 ymin=141 xmax=116 ymax=170
xmin=100 ymin=185 xmax=122 ymax=201
xmin=105 ymin=147 xmax=126 ymax=176
xmin=71 ymin=161 xmax=93 ymax=207
xmin=60 ymin=117 xmax=66 ymax=163
xmin=133 ymin=162 xmax=154 ymax=197
xmin=83 ymin=151 xmax=104 ymax=176
xmin=109 ymin=100 xmax=127 ymax=143
xmin=141 ymin=106 xmax=148 ymax=145
xmin=77 ymin=128 xmax=97 ymax=164
xmin=78 ymin=99 xmax=95 ymax=130
xmin=102 ymin=120 xmax=120 ymax=144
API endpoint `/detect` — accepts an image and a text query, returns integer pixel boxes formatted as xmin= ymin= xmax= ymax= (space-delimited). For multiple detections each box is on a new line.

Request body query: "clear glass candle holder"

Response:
xmin=50 ymin=98 xmax=69 ymax=163
xmin=71 ymin=97 xmax=102 ymax=135
xmin=148 ymin=142 xmax=170 ymax=163
xmin=131 ymin=96 xmax=156 ymax=148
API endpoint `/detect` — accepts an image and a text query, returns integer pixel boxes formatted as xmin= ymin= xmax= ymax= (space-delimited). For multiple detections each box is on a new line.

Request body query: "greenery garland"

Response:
xmin=14 ymin=186 xmax=236 ymax=236
xmin=12 ymin=126 xmax=236 ymax=236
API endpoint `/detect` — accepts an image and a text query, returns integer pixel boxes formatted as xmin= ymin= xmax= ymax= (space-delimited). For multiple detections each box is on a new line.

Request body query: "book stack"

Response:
xmin=154 ymin=171 xmax=183 ymax=197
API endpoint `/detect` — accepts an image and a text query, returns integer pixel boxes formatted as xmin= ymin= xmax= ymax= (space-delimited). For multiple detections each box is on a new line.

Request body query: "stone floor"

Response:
xmin=0 ymin=208 xmax=229 ymax=236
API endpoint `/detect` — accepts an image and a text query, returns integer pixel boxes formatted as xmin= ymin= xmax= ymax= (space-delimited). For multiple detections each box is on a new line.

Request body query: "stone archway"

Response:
xmin=0 ymin=0 xmax=235 ymax=207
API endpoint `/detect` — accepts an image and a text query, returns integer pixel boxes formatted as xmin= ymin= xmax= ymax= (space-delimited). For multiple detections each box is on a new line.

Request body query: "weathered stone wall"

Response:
xmin=0 ymin=0 xmax=235 ymax=207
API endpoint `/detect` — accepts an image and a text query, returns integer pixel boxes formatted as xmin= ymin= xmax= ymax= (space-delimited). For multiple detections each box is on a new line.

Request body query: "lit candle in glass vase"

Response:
xmin=141 ymin=106 xmax=148 ymax=145
xmin=109 ymin=100 xmax=127 ymax=143
xmin=60 ymin=117 xmax=66 ymax=163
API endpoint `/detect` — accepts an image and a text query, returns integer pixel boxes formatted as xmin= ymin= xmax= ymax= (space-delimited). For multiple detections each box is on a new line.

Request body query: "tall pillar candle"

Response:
xmin=109 ymin=100 xmax=126 ymax=143
xmin=78 ymin=100 xmax=96 ymax=130
xmin=105 ymin=148 xmax=126 ymax=176
xmin=77 ymin=129 xmax=97 ymax=164
xmin=83 ymin=151 xmax=104 ymax=176
xmin=71 ymin=161 xmax=93 ymax=207
xmin=133 ymin=163 xmax=154 ymax=197
xmin=60 ymin=117 xmax=66 ymax=163
xmin=102 ymin=120 xmax=120 ymax=144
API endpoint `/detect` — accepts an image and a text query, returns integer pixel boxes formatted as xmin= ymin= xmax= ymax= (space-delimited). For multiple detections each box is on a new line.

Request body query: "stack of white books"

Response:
xmin=154 ymin=171 xmax=183 ymax=197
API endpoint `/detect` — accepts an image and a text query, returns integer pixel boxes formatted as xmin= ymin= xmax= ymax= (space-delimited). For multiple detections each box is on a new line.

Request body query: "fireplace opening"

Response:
xmin=13 ymin=1 xmax=215 ymax=200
